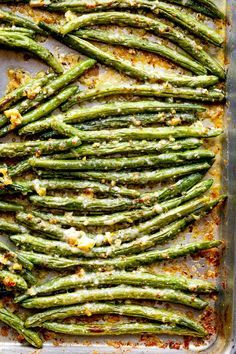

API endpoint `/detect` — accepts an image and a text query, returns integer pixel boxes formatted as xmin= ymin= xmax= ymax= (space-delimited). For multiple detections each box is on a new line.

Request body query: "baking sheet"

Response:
xmin=0 ymin=0 xmax=235 ymax=353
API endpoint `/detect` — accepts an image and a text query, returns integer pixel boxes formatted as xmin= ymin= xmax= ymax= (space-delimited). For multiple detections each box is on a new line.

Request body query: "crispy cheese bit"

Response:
xmin=25 ymin=85 xmax=41 ymax=100
xmin=30 ymin=0 xmax=49 ymax=7
xmin=76 ymin=235 xmax=96 ymax=252
xmin=84 ymin=306 xmax=92 ymax=317
xmin=65 ymin=11 xmax=79 ymax=22
xmin=11 ymin=262 xmax=23 ymax=271
xmin=64 ymin=228 xmax=95 ymax=251
xmin=27 ymin=287 xmax=37 ymax=296
xmin=0 ymin=255 xmax=8 ymax=266
xmin=4 ymin=108 xmax=23 ymax=129
xmin=0 ymin=168 xmax=12 ymax=186
xmin=104 ymin=232 xmax=114 ymax=245
xmin=33 ymin=179 xmax=47 ymax=196
xmin=169 ymin=116 xmax=182 ymax=126
xmin=3 ymin=276 xmax=16 ymax=288
xmin=153 ymin=204 xmax=163 ymax=213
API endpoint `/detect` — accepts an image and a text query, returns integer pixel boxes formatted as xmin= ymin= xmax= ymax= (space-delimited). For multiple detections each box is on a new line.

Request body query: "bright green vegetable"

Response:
xmin=36 ymin=162 xmax=212 ymax=185
xmin=25 ymin=302 xmax=206 ymax=335
xmin=41 ymin=321 xmax=204 ymax=337
xmin=19 ymin=102 xmax=207 ymax=135
xmin=0 ymin=270 xmax=27 ymax=291
xmin=0 ymin=136 xmax=81 ymax=158
xmin=0 ymin=59 xmax=95 ymax=135
xmin=12 ymin=179 xmax=140 ymax=198
xmin=17 ymin=270 xmax=216 ymax=302
xmin=62 ymin=82 xmax=224 ymax=111
xmin=0 ymin=73 xmax=51 ymax=113
xmin=73 ymin=30 xmax=207 ymax=75
xmin=75 ymin=240 xmax=221 ymax=270
xmin=0 ymin=200 xmax=23 ymax=212
xmin=0 ymin=308 xmax=42 ymax=348
xmin=0 ymin=33 xmax=63 ymax=73
xmin=0 ymin=9 xmax=45 ymax=34
xmin=50 ymin=138 xmax=203 ymax=159
xmin=40 ymin=21 xmax=224 ymax=78
xmin=29 ymin=149 xmax=215 ymax=172
xmin=31 ymin=173 xmax=204 ymax=226
xmin=60 ymin=1 xmax=223 ymax=46
xmin=21 ymin=285 xmax=208 ymax=310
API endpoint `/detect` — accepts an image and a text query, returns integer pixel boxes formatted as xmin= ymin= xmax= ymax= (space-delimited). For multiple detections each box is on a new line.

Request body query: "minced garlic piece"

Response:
xmin=76 ymin=235 xmax=96 ymax=252
xmin=33 ymin=179 xmax=47 ymax=196
xmin=0 ymin=168 xmax=12 ymax=186
xmin=25 ymin=85 xmax=41 ymax=99
xmin=4 ymin=108 xmax=22 ymax=129
xmin=65 ymin=11 xmax=78 ymax=22
xmin=11 ymin=262 xmax=23 ymax=271
xmin=64 ymin=228 xmax=95 ymax=251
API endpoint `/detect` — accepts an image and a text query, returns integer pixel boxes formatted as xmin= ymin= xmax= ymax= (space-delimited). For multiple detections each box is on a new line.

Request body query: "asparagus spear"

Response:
xmin=29 ymin=149 xmax=215 ymax=172
xmin=0 ymin=85 xmax=78 ymax=136
xmin=0 ymin=33 xmax=63 ymax=73
xmin=41 ymin=321 xmax=204 ymax=337
xmin=0 ymin=136 xmax=81 ymax=158
xmin=0 ymin=73 xmax=53 ymax=113
xmin=40 ymin=21 xmax=224 ymax=79
xmin=62 ymin=82 xmax=224 ymax=111
xmin=75 ymin=240 xmax=221 ymax=270
xmin=25 ymin=302 xmax=206 ymax=335
xmin=60 ymin=1 xmax=223 ymax=46
xmin=0 ymin=59 xmax=95 ymax=134
xmin=51 ymin=138 xmax=203 ymax=159
xmin=73 ymin=30 xmax=207 ymax=76
xmin=21 ymin=285 xmax=208 ymax=310
xmin=50 ymin=120 xmax=221 ymax=141
xmin=0 ymin=9 xmax=45 ymax=34
xmin=18 ymin=270 xmax=216 ymax=301
xmin=36 ymin=162 xmax=212 ymax=184
xmin=6 ymin=179 xmax=140 ymax=198
xmin=0 ymin=200 xmax=23 ymax=212
xmin=0 ymin=308 xmax=42 ymax=348
xmin=0 ymin=270 xmax=27 ymax=291
xmin=19 ymin=102 xmax=206 ymax=135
